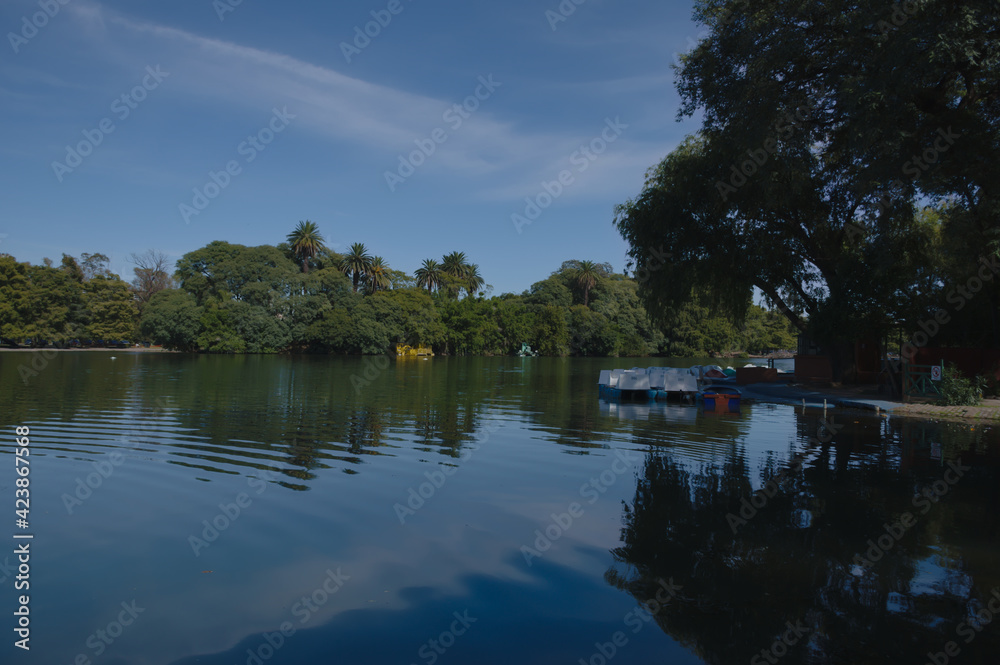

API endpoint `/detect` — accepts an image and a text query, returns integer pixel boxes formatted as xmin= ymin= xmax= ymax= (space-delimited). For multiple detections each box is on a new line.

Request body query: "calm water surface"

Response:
xmin=0 ymin=353 xmax=998 ymax=665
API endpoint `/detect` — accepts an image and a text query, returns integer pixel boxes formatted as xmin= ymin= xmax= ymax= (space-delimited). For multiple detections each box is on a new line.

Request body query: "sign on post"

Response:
xmin=930 ymin=365 xmax=942 ymax=381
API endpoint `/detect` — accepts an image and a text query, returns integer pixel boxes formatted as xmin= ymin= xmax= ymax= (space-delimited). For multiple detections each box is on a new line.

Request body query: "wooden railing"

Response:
xmin=903 ymin=363 xmax=943 ymax=400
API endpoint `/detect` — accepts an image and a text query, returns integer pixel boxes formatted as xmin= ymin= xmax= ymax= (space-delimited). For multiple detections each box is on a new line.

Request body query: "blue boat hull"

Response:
xmin=598 ymin=385 xmax=656 ymax=401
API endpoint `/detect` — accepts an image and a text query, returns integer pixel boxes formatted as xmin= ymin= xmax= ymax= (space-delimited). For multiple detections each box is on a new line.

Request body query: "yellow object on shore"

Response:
xmin=396 ymin=344 xmax=434 ymax=357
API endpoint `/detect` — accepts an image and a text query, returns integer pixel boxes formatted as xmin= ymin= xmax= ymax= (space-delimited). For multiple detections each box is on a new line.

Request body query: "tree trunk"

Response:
xmin=825 ymin=340 xmax=856 ymax=384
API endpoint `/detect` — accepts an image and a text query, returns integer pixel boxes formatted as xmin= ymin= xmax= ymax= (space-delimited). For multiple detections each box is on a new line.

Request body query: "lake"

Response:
xmin=1 ymin=353 xmax=998 ymax=665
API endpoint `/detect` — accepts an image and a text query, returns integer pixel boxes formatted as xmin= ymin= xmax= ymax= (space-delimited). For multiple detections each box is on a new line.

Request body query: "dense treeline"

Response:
xmin=0 ymin=223 xmax=796 ymax=357
xmin=615 ymin=0 xmax=1000 ymax=377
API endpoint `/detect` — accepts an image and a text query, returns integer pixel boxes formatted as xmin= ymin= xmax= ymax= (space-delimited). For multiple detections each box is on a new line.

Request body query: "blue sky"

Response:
xmin=0 ymin=0 xmax=703 ymax=295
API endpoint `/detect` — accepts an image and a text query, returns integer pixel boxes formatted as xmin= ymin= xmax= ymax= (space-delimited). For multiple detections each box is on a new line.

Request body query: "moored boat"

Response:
xmin=699 ymin=384 xmax=742 ymax=412
xmin=599 ymin=367 xmax=698 ymax=401
xmin=598 ymin=369 xmax=656 ymax=400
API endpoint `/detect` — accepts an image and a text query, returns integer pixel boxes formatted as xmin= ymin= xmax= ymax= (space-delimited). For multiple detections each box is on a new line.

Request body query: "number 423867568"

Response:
xmin=15 ymin=426 xmax=30 ymax=522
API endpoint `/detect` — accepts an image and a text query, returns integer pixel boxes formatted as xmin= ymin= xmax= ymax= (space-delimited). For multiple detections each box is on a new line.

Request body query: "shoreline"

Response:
xmin=738 ymin=381 xmax=1000 ymax=425
xmin=0 ymin=347 xmax=171 ymax=353
xmin=4 ymin=349 xmax=994 ymax=424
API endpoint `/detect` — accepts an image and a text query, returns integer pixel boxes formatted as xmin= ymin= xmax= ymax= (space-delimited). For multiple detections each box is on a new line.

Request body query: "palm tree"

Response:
xmin=366 ymin=257 xmax=392 ymax=292
xmin=441 ymin=251 xmax=470 ymax=280
xmin=415 ymin=259 xmax=442 ymax=293
xmin=340 ymin=242 xmax=372 ymax=293
xmin=465 ymin=264 xmax=485 ymax=298
xmin=574 ymin=260 xmax=601 ymax=307
xmin=286 ymin=221 xmax=325 ymax=273
xmin=441 ymin=251 xmax=471 ymax=299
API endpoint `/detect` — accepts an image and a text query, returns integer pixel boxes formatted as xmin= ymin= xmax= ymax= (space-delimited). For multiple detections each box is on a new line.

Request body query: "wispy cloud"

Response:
xmin=65 ymin=4 xmax=534 ymax=168
xmin=59 ymin=2 xmax=670 ymax=200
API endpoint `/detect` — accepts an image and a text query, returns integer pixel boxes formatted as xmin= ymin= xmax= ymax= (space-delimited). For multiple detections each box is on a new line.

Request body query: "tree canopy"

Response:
xmin=1 ymin=224 xmax=797 ymax=357
xmin=286 ymin=220 xmax=326 ymax=273
xmin=615 ymin=0 xmax=1000 ymax=374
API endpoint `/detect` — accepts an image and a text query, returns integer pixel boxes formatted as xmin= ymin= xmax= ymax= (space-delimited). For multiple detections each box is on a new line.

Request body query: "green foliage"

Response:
xmin=387 ymin=269 xmax=416 ymax=291
xmin=660 ymin=297 xmax=738 ymax=357
xmin=0 ymin=256 xmax=30 ymax=342
xmin=175 ymin=241 xmax=298 ymax=307
xmin=415 ymin=259 xmax=442 ymax=292
xmin=130 ymin=249 xmax=175 ymax=313
xmin=23 ymin=263 xmax=84 ymax=344
xmin=564 ymin=259 xmax=611 ymax=307
xmin=568 ymin=305 xmax=618 ymax=356
xmin=79 ymin=253 xmax=112 ymax=281
xmin=738 ymin=306 xmax=798 ymax=355
xmin=365 ymin=257 xmax=392 ymax=293
xmin=227 ymin=301 xmax=290 ymax=353
xmin=533 ymin=306 xmax=569 ymax=356
xmin=286 ymin=220 xmax=325 ymax=273
xmin=616 ymin=0 xmax=1000 ymax=373
xmin=140 ymin=290 xmax=203 ymax=351
xmin=940 ymin=364 xmax=987 ymax=407
xmin=590 ymin=277 xmax=664 ymax=355
xmin=306 ymin=308 xmax=354 ymax=353
xmin=84 ymin=275 xmax=138 ymax=341
xmin=340 ymin=243 xmax=372 ymax=293
xmin=523 ymin=275 xmax=572 ymax=308
xmin=1 ymin=240 xmax=799 ymax=359
xmin=197 ymin=304 xmax=246 ymax=354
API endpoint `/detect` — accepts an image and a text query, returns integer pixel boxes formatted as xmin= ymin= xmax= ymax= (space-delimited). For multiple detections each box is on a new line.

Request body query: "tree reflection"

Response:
xmin=608 ymin=415 xmax=1000 ymax=664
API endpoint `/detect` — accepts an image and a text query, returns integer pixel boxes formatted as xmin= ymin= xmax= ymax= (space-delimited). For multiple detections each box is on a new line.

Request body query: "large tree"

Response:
xmin=286 ymin=220 xmax=326 ymax=273
xmin=566 ymin=259 xmax=610 ymax=307
xmin=129 ymin=249 xmax=175 ymax=312
xmin=79 ymin=253 xmax=112 ymax=281
xmin=365 ymin=256 xmax=392 ymax=293
xmin=615 ymin=0 xmax=1000 ymax=376
xmin=440 ymin=251 xmax=472 ymax=299
xmin=415 ymin=258 xmax=442 ymax=293
xmin=340 ymin=242 xmax=372 ymax=293
xmin=85 ymin=274 xmax=139 ymax=342
xmin=464 ymin=264 xmax=485 ymax=299
xmin=140 ymin=289 xmax=203 ymax=351
xmin=174 ymin=241 xmax=298 ymax=307
xmin=0 ymin=255 xmax=30 ymax=343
